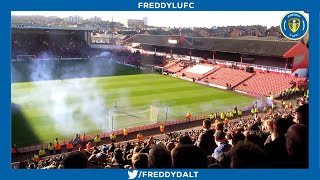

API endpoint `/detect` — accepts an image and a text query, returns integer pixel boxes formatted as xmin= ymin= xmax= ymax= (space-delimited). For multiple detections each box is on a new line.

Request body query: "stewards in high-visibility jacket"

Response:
xmin=137 ymin=132 xmax=143 ymax=141
xmin=229 ymin=111 xmax=234 ymax=118
xmin=39 ymin=148 xmax=46 ymax=157
xmin=66 ymin=142 xmax=73 ymax=152
xmin=220 ymin=112 xmax=225 ymax=120
xmin=160 ymin=125 xmax=165 ymax=134
xmin=54 ymin=138 xmax=60 ymax=146
xmin=282 ymin=100 xmax=285 ymax=108
xmin=186 ymin=112 xmax=191 ymax=122
xmin=251 ymin=108 xmax=255 ymax=116
xmin=47 ymin=143 xmax=54 ymax=155
xmin=238 ymin=110 xmax=242 ymax=117
xmin=86 ymin=142 xmax=92 ymax=151
xmin=232 ymin=109 xmax=237 ymax=116
xmin=54 ymin=142 xmax=61 ymax=154
xmin=263 ymin=106 xmax=268 ymax=113
xmin=81 ymin=133 xmax=87 ymax=147
xmin=209 ymin=113 xmax=214 ymax=123
xmin=226 ymin=112 xmax=230 ymax=118
xmin=123 ymin=128 xmax=128 ymax=140
xmin=110 ymin=132 xmax=116 ymax=143
xmin=94 ymin=135 xmax=101 ymax=146
xmin=33 ymin=154 xmax=40 ymax=163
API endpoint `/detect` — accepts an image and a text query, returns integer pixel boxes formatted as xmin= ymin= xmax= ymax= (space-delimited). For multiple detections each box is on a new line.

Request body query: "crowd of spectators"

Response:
xmin=13 ymin=96 xmax=309 ymax=169
xmin=111 ymin=51 xmax=166 ymax=68
xmin=12 ymin=33 xmax=90 ymax=59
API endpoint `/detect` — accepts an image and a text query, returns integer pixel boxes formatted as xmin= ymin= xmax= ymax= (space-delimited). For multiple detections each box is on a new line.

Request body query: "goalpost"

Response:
xmin=108 ymin=105 xmax=159 ymax=131
xmin=16 ymin=55 xmax=37 ymax=61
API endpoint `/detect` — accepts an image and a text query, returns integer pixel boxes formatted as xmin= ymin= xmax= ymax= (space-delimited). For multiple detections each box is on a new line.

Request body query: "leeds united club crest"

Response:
xmin=280 ymin=12 xmax=308 ymax=40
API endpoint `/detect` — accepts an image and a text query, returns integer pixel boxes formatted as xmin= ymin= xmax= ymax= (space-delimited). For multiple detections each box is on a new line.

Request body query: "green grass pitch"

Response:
xmin=11 ymin=61 xmax=255 ymax=147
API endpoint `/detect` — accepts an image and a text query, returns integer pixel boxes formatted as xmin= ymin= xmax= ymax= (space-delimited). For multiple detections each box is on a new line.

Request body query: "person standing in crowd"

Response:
xmin=94 ymin=135 xmax=101 ymax=146
xmin=123 ymin=128 xmax=128 ymax=141
xmin=251 ymin=107 xmax=255 ymax=116
xmin=237 ymin=109 xmax=242 ymax=118
xmin=220 ymin=112 xmax=225 ymax=121
xmin=195 ymin=119 xmax=217 ymax=156
xmin=214 ymin=113 xmax=219 ymax=122
xmin=263 ymin=105 xmax=268 ymax=113
xmin=12 ymin=145 xmax=17 ymax=158
xmin=47 ymin=143 xmax=54 ymax=155
xmin=213 ymin=131 xmax=232 ymax=159
xmin=38 ymin=147 xmax=46 ymax=158
xmin=160 ymin=124 xmax=165 ymax=134
xmin=285 ymin=124 xmax=308 ymax=168
xmin=66 ymin=142 xmax=73 ymax=152
xmin=54 ymin=142 xmax=61 ymax=154
xmin=54 ymin=138 xmax=60 ymax=146
xmin=81 ymin=133 xmax=87 ymax=147
xmin=86 ymin=142 xmax=92 ymax=151
xmin=137 ymin=132 xmax=143 ymax=142
xmin=186 ymin=112 xmax=191 ymax=124
xmin=209 ymin=113 xmax=214 ymax=123
xmin=110 ymin=132 xmax=116 ymax=143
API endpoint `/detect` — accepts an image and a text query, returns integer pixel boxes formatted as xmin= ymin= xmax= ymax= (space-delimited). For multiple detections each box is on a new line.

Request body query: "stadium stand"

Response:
xmin=235 ymin=72 xmax=306 ymax=96
xmin=12 ymin=32 xmax=90 ymax=59
xmin=205 ymin=67 xmax=254 ymax=88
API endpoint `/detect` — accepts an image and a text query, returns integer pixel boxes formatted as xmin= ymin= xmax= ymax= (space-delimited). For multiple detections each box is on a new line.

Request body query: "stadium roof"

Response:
xmin=127 ymin=35 xmax=298 ymax=57
xmin=11 ymin=24 xmax=97 ymax=31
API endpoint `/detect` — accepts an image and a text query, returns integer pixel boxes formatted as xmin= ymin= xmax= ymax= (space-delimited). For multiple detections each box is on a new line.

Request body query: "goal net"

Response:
xmin=16 ymin=55 xmax=37 ymax=61
xmin=108 ymin=105 xmax=159 ymax=130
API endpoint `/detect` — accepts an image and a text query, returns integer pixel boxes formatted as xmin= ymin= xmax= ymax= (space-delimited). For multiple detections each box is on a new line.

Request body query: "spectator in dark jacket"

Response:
xmin=295 ymin=104 xmax=309 ymax=126
xmin=63 ymin=151 xmax=88 ymax=169
xmin=195 ymin=119 xmax=217 ymax=155
xmin=148 ymin=144 xmax=171 ymax=168
xmin=230 ymin=141 xmax=267 ymax=168
xmin=286 ymin=124 xmax=308 ymax=168
xmin=172 ymin=145 xmax=208 ymax=168
xmin=264 ymin=118 xmax=291 ymax=168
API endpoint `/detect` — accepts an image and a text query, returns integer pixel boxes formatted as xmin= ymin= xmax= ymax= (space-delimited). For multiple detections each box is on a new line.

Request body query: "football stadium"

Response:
xmin=11 ymin=18 xmax=309 ymax=169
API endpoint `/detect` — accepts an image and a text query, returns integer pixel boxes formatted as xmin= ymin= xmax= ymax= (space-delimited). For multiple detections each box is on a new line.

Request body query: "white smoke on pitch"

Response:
xmin=24 ymin=53 xmax=115 ymax=136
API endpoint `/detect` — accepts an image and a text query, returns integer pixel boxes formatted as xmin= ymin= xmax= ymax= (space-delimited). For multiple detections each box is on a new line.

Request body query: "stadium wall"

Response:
xmin=283 ymin=42 xmax=309 ymax=77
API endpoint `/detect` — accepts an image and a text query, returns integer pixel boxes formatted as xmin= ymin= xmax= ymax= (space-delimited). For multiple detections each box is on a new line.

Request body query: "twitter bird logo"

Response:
xmin=128 ymin=170 xmax=138 ymax=179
